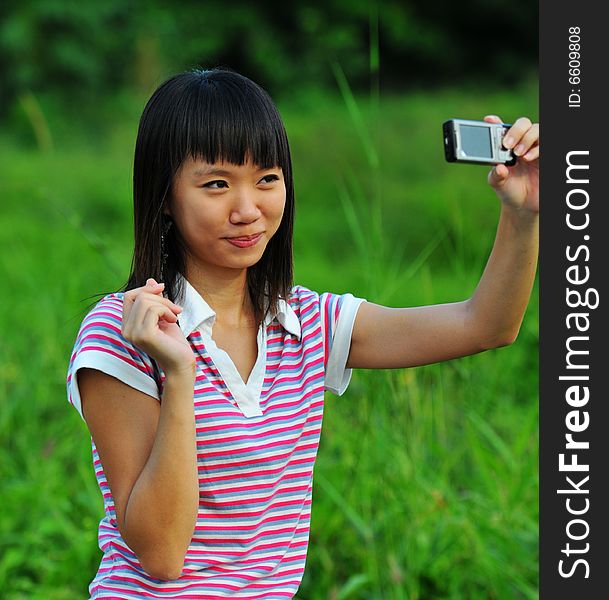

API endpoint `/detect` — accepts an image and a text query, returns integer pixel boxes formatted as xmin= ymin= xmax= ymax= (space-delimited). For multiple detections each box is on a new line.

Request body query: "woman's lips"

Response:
xmin=225 ymin=233 xmax=263 ymax=248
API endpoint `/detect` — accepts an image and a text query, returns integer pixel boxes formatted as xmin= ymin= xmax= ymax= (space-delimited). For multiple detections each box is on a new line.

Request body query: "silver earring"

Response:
xmin=160 ymin=218 xmax=172 ymax=281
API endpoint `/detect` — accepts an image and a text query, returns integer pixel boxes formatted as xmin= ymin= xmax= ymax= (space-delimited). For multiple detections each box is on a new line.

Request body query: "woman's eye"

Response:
xmin=203 ymin=180 xmax=228 ymax=189
xmin=260 ymin=174 xmax=280 ymax=184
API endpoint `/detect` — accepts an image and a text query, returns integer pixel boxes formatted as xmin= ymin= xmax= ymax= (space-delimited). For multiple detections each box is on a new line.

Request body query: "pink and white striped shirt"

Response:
xmin=67 ymin=274 xmax=366 ymax=599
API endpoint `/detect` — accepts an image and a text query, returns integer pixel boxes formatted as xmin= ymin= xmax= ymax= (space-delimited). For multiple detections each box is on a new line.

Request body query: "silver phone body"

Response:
xmin=443 ymin=119 xmax=516 ymax=165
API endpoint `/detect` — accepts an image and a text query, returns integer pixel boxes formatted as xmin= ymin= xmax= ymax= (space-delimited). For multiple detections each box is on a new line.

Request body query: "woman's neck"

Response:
xmin=184 ymin=264 xmax=256 ymax=328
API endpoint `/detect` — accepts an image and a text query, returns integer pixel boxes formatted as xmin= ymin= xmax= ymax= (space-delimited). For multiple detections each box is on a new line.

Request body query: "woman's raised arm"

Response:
xmin=346 ymin=116 xmax=539 ymax=370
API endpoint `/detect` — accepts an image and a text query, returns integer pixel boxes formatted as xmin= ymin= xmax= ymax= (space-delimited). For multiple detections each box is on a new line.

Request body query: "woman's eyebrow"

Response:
xmin=192 ymin=167 xmax=232 ymax=178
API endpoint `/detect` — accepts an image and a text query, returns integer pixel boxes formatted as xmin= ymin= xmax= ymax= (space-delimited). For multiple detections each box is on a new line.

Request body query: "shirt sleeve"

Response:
xmin=66 ymin=293 xmax=161 ymax=422
xmin=319 ymin=291 xmax=367 ymax=395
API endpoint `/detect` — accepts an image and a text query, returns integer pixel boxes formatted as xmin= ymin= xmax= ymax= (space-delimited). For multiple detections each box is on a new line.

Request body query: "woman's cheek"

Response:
xmin=271 ymin=194 xmax=287 ymax=226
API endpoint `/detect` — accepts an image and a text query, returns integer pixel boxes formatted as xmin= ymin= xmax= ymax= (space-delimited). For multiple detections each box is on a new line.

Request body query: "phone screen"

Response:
xmin=460 ymin=125 xmax=492 ymax=158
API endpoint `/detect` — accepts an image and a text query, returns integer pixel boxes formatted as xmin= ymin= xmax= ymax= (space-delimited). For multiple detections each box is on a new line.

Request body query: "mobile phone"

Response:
xmin=443 ymin=119 xmax=517 ymax=166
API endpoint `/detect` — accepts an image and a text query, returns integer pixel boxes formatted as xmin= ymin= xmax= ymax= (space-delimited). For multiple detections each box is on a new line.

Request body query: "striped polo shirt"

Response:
xmin=67 ymin=274 xmax=366 ymax=599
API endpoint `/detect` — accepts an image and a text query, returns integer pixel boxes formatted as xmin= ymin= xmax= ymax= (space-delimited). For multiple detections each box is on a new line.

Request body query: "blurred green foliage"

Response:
xmin=0 ymin=0 xmax=537 ymax=121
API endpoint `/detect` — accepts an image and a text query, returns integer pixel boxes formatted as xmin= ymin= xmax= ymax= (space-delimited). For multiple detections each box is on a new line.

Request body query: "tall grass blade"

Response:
xmin=315 ymin=473 xmax=373 ymax=542
xmin=330 ymin=61 xmax=379 ymax=170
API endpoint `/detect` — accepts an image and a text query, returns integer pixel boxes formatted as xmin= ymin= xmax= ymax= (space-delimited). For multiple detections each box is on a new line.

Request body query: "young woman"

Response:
xmin=67 ymin=68 xmax=539 ymax=598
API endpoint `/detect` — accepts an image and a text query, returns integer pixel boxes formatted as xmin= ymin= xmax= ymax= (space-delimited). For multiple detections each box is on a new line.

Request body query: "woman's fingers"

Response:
xmin=502 ymin=117 xmax=533 ymax=151
xmin=122 ymin=292 xmax=182 ymax=339
xmin=123 ymin=281 xmax=182 ymax=323
xmin=124 ymin=279 xmax=161 ymax=303
xmin=484 ymin=115 xmax=539 ymax=157
xmin=523 ymin=145 xmax=540 ymax=161
xmin=138 ymin=304 xmax=179 ymax=341
xmin=126 ymin=302 xmax=177 ymax=345
xmin=511 ymin=123 xmax=539 ymax=157
xmin=123 ymin=279 xmax=161 ymax=322
xmin=488 ymin=163 xmax=510 ymax=187
xmin=484 ymin=115 xmax=539 ymax=164
xmin=132 ymin=301 xmax=194 ymax=373
xmin=135 ymin=292 xmax=182 ymax=314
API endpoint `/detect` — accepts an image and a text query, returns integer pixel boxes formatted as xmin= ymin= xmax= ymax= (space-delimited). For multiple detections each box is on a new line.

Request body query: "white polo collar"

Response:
xmin=175 ymin=273 xmax=301 ymax=340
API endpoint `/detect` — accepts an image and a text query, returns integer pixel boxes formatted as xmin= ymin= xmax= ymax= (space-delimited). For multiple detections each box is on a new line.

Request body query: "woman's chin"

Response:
xmin=224 ymin=250 xmax=267 ymax=270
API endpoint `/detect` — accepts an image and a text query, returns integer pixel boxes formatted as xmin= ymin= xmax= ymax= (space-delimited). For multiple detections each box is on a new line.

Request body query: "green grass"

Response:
xmin=0 ymin=79 xmax=538 ymax=599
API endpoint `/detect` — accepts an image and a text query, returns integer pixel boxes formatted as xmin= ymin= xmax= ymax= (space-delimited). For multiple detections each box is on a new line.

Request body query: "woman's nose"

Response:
xmin=230 ymin=189 xmax=262 ymax=223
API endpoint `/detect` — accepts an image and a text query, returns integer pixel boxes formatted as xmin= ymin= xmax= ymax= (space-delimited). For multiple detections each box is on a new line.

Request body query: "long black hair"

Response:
xmin=121 ymin=68 xmax=295 ymax=325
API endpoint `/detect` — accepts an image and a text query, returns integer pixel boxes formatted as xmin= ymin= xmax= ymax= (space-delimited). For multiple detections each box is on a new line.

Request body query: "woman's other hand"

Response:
xmin=122 ymin=278 xmax=195 ymax=376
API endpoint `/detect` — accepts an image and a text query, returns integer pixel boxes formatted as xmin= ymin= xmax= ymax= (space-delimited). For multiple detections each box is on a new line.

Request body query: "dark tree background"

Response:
xmin=0 ymin=0 xmax=537 ymax=122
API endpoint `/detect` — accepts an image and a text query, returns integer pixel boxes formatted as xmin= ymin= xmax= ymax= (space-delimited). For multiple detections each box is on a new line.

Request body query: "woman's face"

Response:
xmin=167 ymin=156 xmax=287 ymax=276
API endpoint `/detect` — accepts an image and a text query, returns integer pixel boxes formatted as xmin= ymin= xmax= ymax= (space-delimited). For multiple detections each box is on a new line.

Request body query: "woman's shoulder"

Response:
xmin=287 ymin=284 xmax=324 ymax=309
xmin=289 ymin=284 xmax=317 ymax=299
xmin=73 ymin=291 xmax=129 ymax=344
xmin=82 ymin=292 xmax=126 ymax=322
xmin=287 ymin=285 xmax=366 ymax=326
xmin=288 ymin=284 xmax=356 ymax=305
xmin=67 ymin=291 xmax=160 ymax=419
xmin=70 ymin=290 xmax=158 ymax=374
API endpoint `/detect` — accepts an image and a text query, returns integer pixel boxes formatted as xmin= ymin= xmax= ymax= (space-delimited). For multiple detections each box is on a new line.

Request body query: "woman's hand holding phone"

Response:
xmin=484 ymin=115 xmax=539 ymax=215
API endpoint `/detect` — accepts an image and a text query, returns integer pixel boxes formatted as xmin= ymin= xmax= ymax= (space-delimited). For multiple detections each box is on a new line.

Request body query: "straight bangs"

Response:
xmin=168 ymin=70 xmax=291 ymax=175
